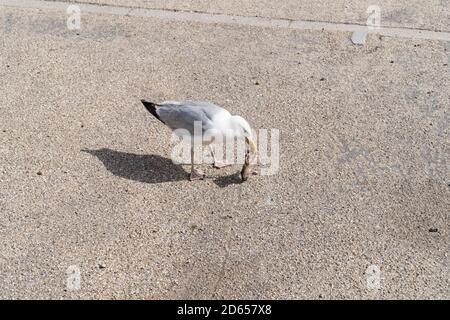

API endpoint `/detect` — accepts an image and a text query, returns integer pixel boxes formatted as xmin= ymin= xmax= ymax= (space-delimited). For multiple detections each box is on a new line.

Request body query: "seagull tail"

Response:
xmin=141 ymin=100 xmax=165 ymax=124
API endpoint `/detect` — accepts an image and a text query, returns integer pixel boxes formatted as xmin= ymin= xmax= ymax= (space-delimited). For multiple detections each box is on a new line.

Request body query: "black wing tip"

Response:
xmin=141 ymin=99 xmax=165 ymax=124
xmin=140 ymin=99 xmax=153 ymax=105
xmin=140 ymin=100 xmax=158 ymax=111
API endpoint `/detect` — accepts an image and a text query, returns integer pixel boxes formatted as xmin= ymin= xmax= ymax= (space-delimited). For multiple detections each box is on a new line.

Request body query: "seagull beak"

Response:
xmin=245 ymin=137 xmax=257 ymax=153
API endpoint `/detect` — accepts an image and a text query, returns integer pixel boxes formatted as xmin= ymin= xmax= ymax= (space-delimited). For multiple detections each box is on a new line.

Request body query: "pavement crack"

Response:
xmin=2 ymin=0 xmax=450 ymax=41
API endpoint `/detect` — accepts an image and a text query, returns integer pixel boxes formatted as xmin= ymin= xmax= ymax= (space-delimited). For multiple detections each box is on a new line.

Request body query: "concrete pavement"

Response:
xmin=49 ymin=0 xmax=450 ymax=32
xmin=0 ymin=1 xmax=449 ymax=299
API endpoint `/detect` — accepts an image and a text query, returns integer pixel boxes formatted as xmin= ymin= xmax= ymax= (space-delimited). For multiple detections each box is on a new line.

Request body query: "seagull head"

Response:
xmin=230 ymin=115 xmax=257 ymax=153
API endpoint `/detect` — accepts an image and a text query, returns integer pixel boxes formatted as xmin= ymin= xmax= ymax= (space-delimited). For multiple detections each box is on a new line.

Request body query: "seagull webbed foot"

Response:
xmin=213 ymin=160 xmax=232 ymax=169
xmin=189 ymin=168 xmax=205 ymax=181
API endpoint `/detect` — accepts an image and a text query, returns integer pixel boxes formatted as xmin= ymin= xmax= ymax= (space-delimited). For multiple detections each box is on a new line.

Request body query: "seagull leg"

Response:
xmin=209 ymin=145 xmax=232 ymax=169
xmin=190 ymin=146 xmax=204 ymax=181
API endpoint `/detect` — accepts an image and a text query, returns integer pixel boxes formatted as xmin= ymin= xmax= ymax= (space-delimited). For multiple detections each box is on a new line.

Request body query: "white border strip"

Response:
xmin=2 ymin=0 xmax=450 ymax=41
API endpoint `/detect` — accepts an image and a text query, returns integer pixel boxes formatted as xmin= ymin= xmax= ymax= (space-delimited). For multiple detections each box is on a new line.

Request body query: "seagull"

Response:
xmin=141 ymin=100 xmax=257 ymax=181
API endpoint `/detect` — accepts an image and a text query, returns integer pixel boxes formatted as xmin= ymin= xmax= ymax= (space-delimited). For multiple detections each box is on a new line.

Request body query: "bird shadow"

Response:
xmin=213 ymin=172 xmax=245 ymax=188
xmin=82 ymin=148 xmax=188 ymax=184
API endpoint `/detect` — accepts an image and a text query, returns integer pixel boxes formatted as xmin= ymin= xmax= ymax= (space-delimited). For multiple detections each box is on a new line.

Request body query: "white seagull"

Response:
xmin=141 ymin=100 xmax=257 ymax=181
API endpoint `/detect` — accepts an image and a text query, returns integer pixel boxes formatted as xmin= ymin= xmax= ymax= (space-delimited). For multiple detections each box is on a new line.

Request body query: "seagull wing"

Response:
xmin=155 ymin=101 xmax=229 ymax=136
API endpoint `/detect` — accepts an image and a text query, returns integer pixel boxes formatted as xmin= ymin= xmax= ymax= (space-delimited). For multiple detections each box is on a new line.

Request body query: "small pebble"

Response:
xmin=98 ymin=263 xmax=106 ymax=269
xmin=351 ymin=31 xmax=367 ymax=45
xmin=36 ymin=171 xmax=42 ymax=176
xmin=429 ymin=228 xmax=438 ymax=233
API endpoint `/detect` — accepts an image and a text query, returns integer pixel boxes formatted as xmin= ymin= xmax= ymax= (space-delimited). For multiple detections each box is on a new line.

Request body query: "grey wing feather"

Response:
xmin=156 ymin=101 xmax=224 ymax=135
